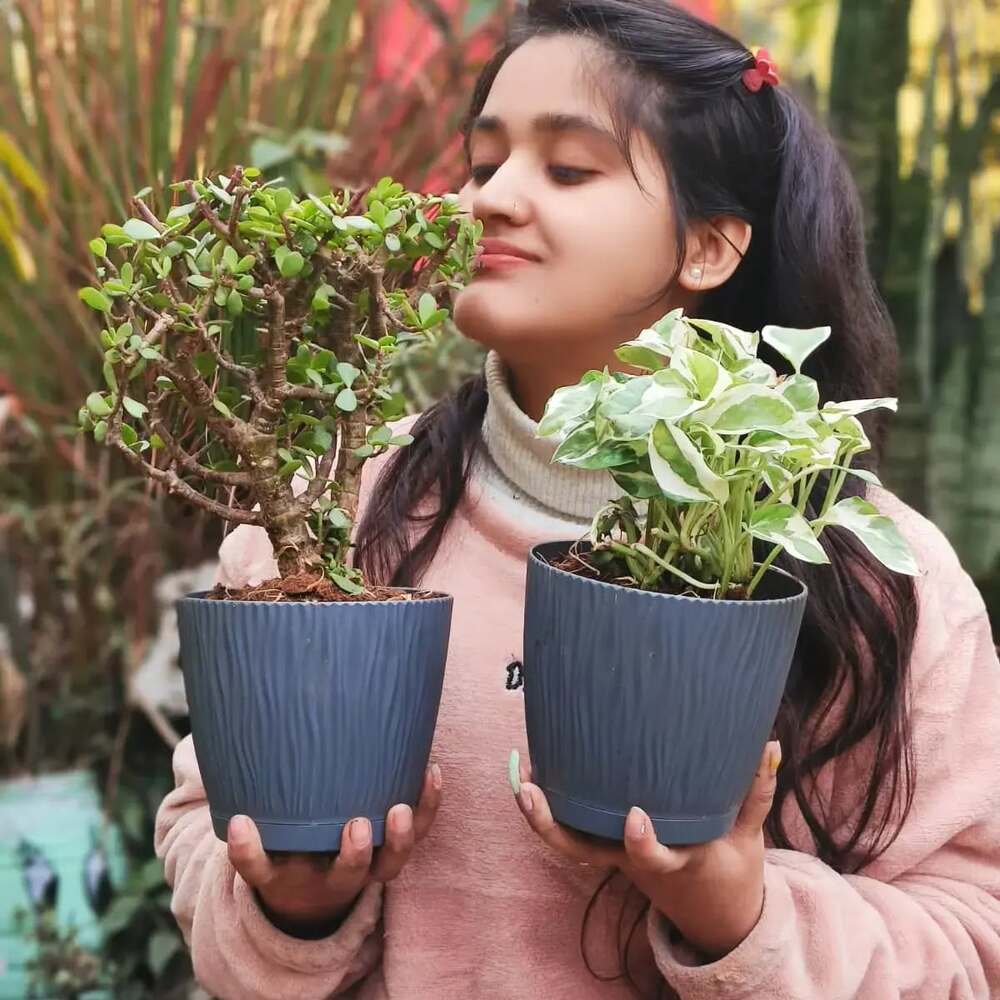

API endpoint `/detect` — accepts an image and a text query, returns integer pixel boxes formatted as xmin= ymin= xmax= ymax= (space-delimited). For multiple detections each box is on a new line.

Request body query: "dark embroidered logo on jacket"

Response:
xmin=505 ymin=659 xmax=524 ymax=690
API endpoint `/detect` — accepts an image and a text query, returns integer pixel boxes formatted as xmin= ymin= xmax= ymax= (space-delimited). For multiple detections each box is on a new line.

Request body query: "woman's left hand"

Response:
xmin=512 ymin=740 xmax=781 ymax=961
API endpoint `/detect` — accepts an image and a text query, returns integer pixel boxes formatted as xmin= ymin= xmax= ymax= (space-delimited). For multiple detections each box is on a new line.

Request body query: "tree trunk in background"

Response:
xmin=829 ymin=0 xmax=932 ymax=514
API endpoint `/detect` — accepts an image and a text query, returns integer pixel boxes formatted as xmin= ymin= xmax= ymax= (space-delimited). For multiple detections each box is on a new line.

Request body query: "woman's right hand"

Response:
xmin=226 ymin=763 xmax=442 ymax=932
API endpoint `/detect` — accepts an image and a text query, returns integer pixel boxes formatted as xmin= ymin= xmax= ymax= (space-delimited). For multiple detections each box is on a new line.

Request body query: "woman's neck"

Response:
xmin=479 ymin=351 xmax=620 ymax=521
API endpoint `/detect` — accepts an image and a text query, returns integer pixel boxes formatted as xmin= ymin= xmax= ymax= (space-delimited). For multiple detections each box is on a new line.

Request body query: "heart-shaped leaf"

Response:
xmin=816 ymin=496 xmax=918 ymax=575
xmin=751 ymin=504 xmax=829 ymax=564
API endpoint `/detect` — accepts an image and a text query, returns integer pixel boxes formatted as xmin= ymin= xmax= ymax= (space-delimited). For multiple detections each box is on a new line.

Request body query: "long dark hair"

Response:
xmin=357 ymin=0 xmax=918 ymax=978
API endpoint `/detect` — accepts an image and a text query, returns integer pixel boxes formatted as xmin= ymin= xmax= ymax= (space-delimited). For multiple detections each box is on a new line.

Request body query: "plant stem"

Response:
xmin=747 ymin=544 xmax=783 ymax=598
xmin=819 ymin=453 xmax=854 ymax=518
xmin=633 ymin=543 xmax=718 ymax=591
xmin=757 ymin=465 xmax=825 ymax=511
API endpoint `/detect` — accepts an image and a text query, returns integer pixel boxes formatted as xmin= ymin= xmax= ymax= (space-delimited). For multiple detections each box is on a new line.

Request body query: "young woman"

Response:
xmin=155 ymin=2 xmax=1000 ymax=997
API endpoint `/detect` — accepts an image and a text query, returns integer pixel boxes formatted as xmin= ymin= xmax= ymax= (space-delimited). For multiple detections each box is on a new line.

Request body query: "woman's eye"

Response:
xmin=468 ymin=165 xmax=593 ymax=186
xmin=548 ymin=166 xmax=592 ymax=185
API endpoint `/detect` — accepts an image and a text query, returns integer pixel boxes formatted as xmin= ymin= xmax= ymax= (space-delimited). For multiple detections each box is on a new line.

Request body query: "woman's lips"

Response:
xmin=476 ymin=252 xmax=535 ymax=271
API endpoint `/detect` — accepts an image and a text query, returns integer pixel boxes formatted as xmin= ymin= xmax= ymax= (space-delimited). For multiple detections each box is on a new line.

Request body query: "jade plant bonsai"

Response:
xmin=537 ymin=307 xmax=918 ymax=596
xmin=77 ymin=167 xmax=481 ymax=595
xmin=521 ymin=308 xmax=919 ymax=846
xmin=73 ymin=167 xmax=479 ymax=851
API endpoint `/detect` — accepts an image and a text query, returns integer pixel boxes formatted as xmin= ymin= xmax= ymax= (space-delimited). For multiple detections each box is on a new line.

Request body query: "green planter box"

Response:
xmin=0 ymin=770 xmax=126 ymax=999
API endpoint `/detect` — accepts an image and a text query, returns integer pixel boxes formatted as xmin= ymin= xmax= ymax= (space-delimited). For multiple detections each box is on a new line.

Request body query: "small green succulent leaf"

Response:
xmin=122 ymin=218 xmax=163 ymax=241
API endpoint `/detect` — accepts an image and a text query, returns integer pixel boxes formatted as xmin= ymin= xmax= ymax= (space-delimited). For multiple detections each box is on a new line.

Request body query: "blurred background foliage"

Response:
xmin=0 ymin=0 xmax=995 ymax=995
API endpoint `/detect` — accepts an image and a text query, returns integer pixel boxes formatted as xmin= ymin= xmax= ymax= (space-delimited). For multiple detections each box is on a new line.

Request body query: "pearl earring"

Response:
xmin=689 ymin=266 xmax=703 ymax=279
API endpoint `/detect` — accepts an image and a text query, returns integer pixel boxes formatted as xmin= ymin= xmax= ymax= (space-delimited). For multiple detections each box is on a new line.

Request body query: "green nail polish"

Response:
xmin=508 ymin=749 xmax=521 ymax=796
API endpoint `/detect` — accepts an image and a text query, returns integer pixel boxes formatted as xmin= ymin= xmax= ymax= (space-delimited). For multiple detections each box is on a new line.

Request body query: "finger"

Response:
xmin=733 ymin=740 xmax=781 ymax=837
xmin=621 ymin=807 xmax=686 ymax=877
xmin=370 ymin=804 xmax=416 ymax=883
xmin=326 ymin=817 xmax=374 ymax=898
xmin=516 ymin=783 xmax=624 ymax=868
xmin=227 ymin=815 xmax=275 ymax=889
xmin=413 ymin=764 xmax=442 ymax=842
xmin=266 ymin=850 xmax=334 ymax=873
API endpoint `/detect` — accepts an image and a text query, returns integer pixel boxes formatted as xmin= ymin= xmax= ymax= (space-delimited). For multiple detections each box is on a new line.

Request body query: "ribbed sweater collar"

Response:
xmin=479 ymin=350 xmax=617 ymax=522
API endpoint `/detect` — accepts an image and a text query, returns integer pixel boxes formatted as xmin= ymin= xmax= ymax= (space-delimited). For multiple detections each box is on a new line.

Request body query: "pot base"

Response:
xmin=546 ymin=788 xmax=738 ymax=846
xmin=212 ymin=812 xmax=386 ymax=853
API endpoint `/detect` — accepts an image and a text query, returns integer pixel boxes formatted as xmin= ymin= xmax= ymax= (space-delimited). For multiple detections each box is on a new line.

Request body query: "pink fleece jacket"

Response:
xmin=155 ymin=363 xmax=1000 ymax=999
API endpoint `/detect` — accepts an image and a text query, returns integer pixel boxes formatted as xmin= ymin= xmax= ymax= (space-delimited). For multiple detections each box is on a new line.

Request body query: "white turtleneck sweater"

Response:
xmin=156 ymin=352 xmax=1000 ymax=1000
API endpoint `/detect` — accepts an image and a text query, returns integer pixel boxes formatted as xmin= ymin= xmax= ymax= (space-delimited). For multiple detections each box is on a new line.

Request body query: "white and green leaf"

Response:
xmin=697 ymin=384 xmax=797 ymax=435
xmin=820 ymin=397 xmax=898 ymax=419
xmin=688 ymin=318 xmax=759 ymax=360
xmin=750 ymin=504 xmax=830 ymax=564
xmin=538 ymin=379 xmax=601 ymax=437
xmin=761 ymin=325 xmax=830 ymax=374
xmin=646 ymin=421 xmax=714 ymax=503
xmin=815 ymin=496 xmax=918 ymax=575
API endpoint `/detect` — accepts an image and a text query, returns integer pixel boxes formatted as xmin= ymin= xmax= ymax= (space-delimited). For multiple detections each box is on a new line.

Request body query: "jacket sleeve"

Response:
xmin=648 ymin=512 xmax=1000 ymax=999
xmin=155 ymin=735 xmax=384 ymax=1000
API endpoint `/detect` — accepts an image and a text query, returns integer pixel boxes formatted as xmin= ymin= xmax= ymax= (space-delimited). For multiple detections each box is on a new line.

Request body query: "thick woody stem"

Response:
xmin=333 ymin=413 xmax=367 ymax=527
xmin=249 ymin=285 xmax=288 ymax=433
xmin=367 ymin=267 xmax=389 ymax=342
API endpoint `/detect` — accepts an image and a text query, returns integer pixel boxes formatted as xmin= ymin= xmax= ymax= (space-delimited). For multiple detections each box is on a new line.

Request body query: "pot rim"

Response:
xmin=529 ymin=540 xmax=807 ymax=607
xmin=177 ymin=587 xmax=453 ymax=607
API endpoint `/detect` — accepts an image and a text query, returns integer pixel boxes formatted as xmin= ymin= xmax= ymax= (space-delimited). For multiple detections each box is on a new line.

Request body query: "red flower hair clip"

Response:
xmin=741 ymin=48 xmax=780 ymax=93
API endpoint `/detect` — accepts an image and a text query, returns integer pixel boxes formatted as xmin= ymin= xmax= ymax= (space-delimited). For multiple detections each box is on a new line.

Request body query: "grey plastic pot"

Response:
xmin=177 ymin=591 xmax=452 ymax=852
xmin=523 ymin=542 xmax=807 ymax=845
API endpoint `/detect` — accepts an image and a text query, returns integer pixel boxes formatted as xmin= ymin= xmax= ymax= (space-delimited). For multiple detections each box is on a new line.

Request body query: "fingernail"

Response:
xmin=508 ymin=749 xmax=521 ymax=796
xmin=518 ymin=787 xmax=534 ymax=813
xmin=350 ymin=818 xmax=371 ymax=848
xmin=229 ymin=815 xmax=250 ymax=844
xmin=392 ymin=807 xmax=412 ymax=835
xmin=626 ymin=806 xmax=647 ymax=840
xmin=431 ymin=763 xmax=442 ymax=791
xmin=768 ymin=741 xmax=782 ymax=776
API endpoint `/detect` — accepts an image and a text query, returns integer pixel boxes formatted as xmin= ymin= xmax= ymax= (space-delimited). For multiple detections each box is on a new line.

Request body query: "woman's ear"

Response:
xmin=678 ymin=216 xmax=752 ymax=293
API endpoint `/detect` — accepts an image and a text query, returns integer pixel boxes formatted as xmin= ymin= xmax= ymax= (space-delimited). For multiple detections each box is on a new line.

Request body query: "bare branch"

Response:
xmin=413 ymin=248 xmax=448 ymax=294
xmin=107 ymin=434 xmax=262 ymax=525
xmin=298 ymin=445 xmax=339 ymax=513
xmin=130 ymin=197 xmax=166 ymax=234
xmin=229 ymin=186 xmax=247 ymax=245
xmin=189 ymin=313 xmax=266 ymax=407
xmin=284 ymin=385 xmax=332 ymax=402
xmin=185 ymin=180 xmax=251 ymax=256
xmin=148 ymin=395 xmax=253 ymax=487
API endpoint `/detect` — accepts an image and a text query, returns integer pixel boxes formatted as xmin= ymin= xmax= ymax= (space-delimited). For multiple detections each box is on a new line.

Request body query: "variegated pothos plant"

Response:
xmin=538 ymin=309 xmax=918 ymax=599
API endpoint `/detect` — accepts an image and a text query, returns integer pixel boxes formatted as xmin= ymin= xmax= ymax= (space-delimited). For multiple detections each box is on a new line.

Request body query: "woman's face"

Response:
xmin=453 ymin=34 xmax=681 ymax=368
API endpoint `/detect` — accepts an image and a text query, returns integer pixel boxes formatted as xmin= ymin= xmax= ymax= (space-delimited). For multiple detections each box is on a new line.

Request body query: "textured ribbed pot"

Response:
xmin=177 ymin=592 xmax=452 ymax=852
xmin=523 ymin=542 xmax=807 ymax=845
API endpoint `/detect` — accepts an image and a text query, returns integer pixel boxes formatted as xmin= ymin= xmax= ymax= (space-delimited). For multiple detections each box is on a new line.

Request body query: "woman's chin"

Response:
xmin=453 ymin=287 xmax=523 ymax=348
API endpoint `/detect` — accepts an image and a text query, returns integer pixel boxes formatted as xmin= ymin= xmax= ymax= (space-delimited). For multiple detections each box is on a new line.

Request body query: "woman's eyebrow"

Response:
xmin=464 ymin=111 xmax=618 ymax=148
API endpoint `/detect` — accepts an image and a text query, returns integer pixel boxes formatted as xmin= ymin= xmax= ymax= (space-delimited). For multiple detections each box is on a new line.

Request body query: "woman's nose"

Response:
xmin=467 ymin=161 xmax=529 ymax=224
